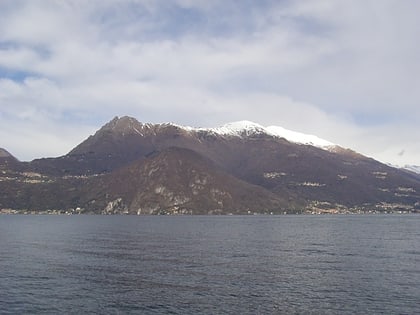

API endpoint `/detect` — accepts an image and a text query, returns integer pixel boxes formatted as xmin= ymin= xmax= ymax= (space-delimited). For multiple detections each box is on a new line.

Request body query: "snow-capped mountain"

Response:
xmin=266 ymin=125 xmax=334 ymax=148
xmin=403 ymin=165 xmax=420 ymax=175
xmin=2 ymin=116 xmax=419 ymax=215
xmin=179 ymin=120 xmax=335 ymax=150
xmin=89 ymin=116 xmax=336 ymax=150
xmin=206 ymin=121 xmax=268 ymax=137
xmin=387 ymin=163 xmax=420 ymax=175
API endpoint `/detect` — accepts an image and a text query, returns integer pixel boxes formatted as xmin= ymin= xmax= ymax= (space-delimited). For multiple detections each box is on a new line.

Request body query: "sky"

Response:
xmin=0 ymin=0 xmax=419 ymax=166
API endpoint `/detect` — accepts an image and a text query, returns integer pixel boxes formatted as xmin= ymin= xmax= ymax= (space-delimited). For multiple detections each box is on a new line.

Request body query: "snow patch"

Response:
xmin=171 ymin=120 xmax=335 ymax=150
xmin=209 ymin=121 xmax=334 ymax=149
xmin=211 ymin=121 xmax=266 ymax=137
xmin=266 ymin=126 xmax=334 ymax=148
xmin=402 ymin=165 xmax=420 ymax=174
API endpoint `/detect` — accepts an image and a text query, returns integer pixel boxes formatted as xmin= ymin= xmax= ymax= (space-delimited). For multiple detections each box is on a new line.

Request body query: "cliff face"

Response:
xmin=1 ymin=116 xmax=419 ymax=214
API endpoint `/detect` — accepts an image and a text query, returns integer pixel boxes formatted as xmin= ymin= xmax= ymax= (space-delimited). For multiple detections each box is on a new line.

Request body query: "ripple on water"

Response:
xmin=0 ymin=214 xmax=419 ymax=314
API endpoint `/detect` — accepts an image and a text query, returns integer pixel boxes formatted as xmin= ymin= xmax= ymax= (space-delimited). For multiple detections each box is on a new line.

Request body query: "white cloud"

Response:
xmin=0 ymin=0 xmax=419 ymax=165
xmin=280 ymin=0 xmax=420 ymax=114
xmin=0 ymin=116 xmax=95 ymax=160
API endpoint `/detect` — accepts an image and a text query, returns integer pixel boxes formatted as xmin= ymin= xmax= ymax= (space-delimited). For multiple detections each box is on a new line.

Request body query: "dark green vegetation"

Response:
xmin=1 ymin=116 xmax=419 ymax=214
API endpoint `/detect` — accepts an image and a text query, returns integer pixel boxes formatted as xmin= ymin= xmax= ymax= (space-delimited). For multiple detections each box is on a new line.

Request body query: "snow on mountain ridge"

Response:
xmin=403 ymin=165 xmax=420 ymax=175
xmin=110 ymin=116 xmax=334 ymax=149
xmin=211 ymin=121 xmax=267 ymax=137
xmin=266 ymin=125 xmax=334 ymax=148
xmin=173 ymin=120 xmax=335 ymax=149
xmin=208 ymin=120 xmax=335 ymax=149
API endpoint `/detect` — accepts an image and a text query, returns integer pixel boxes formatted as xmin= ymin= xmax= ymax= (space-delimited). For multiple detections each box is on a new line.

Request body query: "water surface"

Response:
xmin=0 ymin=214 xmax=419 ymax=314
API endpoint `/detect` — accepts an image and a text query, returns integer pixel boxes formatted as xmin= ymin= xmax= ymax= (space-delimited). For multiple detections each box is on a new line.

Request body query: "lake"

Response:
xmin=0 ymin=214 xmax=419 ymax=314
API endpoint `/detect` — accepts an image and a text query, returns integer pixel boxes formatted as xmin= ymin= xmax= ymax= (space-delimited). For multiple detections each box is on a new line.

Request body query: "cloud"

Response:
xmin=0 ymin=0 xmax=419 ymax=165
xmin=280 ymin=1 xmax=420 ymax=115
xmin=0 ymin=113 xmax=95 ymax=160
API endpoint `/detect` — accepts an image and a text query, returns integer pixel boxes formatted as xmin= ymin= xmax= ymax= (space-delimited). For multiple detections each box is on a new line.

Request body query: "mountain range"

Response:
xmin=1 ymin=116 xmax=419 ymax=214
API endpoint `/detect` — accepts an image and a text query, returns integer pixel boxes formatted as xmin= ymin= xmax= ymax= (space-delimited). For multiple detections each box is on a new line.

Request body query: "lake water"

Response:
xmin=0 ymin=214 xmax=419 ymax=314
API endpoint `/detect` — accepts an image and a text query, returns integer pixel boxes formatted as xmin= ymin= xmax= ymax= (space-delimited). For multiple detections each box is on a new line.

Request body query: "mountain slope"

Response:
xmin=0 ymin=148 xmax=18 ymax=165
xmin=84 ymin=147 xmax=298 ymax=214
xmin=0 ymin=147 xmax=298 ymax=214
xmin=1 ymin=116 xmax=419 ymax=213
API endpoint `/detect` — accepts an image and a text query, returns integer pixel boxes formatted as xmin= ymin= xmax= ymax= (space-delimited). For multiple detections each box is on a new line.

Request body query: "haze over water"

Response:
xmin=1 ymin=214 xmax=419 ymax=314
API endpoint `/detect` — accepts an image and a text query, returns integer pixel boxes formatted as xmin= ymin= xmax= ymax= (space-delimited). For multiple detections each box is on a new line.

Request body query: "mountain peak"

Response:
xmin=0 ymin=148 xmax=16 ymax=159
xmin=98 ymin=117 xmax=336 ymax=150
xmin=0 ymin=148 xmax=18 ymax=165
xmin=0 ymin=148 xmax=12 ymax=158
xmin=100 ymin=116 xmax=144 ymax=135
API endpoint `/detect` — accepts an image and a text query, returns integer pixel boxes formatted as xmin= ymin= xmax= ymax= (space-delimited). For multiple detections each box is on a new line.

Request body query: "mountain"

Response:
xmin=403 ymin=165 xmax=420 ymax=175
xmin=23 ymin=117 xmax=344 ymax=176
xmin=0 ymin=148 xmax=18 ymax=161
xmin=0 ymin=148 xmax=19 ymax=170
xmin=1 ymin=116 xmax=419 ymax=214
xmin=84 ymin=147 xmax=298 ymax=214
